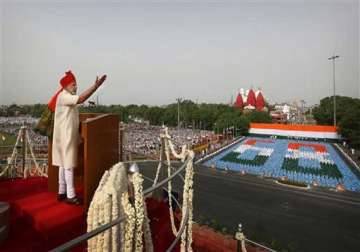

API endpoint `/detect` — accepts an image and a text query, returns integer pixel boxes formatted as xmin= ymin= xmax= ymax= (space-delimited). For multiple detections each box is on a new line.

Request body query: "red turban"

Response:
xmin=48 ymin=71 xmax=77 ymax=112
xmin=60 ymin=71 xmax=76 ymax=88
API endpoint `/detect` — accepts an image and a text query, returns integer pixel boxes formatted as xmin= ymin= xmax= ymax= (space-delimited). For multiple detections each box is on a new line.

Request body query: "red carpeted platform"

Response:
xmin=0 ymin=177 xmax=180 ymax=252
xmin=0 ymin=177 xmax=86 ymax=252
xmin=146 ymin=197 xmax=180 ymax=252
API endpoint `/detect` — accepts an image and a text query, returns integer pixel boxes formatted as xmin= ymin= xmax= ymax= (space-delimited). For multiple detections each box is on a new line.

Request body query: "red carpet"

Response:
xmin=146 ymin=197 xmax=180 ymax=252
xmin=0 ymin=177 xmax=181 ymax=252
xmin=0 ymin=177 xmax=86 ymax=252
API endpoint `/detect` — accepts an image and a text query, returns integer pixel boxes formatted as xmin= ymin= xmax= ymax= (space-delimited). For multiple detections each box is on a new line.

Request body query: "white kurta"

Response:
xmin=52 ymin=89 xmax=80 ymax=169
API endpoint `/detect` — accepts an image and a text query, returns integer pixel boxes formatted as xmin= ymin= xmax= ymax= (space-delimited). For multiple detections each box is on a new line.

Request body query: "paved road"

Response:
xmin=138 ymin=162 xmax=360 ymax=252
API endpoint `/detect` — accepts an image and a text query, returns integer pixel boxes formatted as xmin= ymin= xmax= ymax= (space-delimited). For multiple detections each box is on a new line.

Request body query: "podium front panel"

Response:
xmin=82 ymin=114 xmax=119 ymax=208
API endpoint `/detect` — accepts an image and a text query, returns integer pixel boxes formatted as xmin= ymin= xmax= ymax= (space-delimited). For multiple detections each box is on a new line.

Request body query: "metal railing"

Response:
xmin=245 ymin=238 xmax=277 ymax=252
xmin=235 ymin=223 xmax=277 ymax=252
xmin=142 ymin=174 xmax=188 ymax=251
xmin=50 ymin=158 xmax=192 ymax=252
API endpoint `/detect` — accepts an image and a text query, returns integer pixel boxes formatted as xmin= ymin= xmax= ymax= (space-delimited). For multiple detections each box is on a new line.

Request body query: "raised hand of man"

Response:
xmin=95 ymin=75 xmax=107 ymax=88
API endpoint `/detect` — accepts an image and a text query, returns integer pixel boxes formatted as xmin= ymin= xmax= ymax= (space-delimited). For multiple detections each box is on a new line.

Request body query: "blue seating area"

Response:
xmin=203 ymin=137 xmax=360 ymax=192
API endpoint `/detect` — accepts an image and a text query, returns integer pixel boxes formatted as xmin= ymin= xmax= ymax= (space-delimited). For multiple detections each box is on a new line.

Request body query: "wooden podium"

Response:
xmin=48 ymin=113 xmax=122 ymax=208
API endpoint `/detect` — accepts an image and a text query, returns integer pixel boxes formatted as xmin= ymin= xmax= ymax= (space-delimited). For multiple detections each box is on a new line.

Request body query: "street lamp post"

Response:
xmin=176 ymin=98 xmax=182 ymax=133
xmin=328 ymin=55 xmax=340 ymax=126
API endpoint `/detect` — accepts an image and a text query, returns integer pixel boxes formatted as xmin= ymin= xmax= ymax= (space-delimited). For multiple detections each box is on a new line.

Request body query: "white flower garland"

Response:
xmin=93 ymin=200 xmax=104 ymax=252
xmin=87 ymin=127 xmax=194 ymax=252
xmin=152 ymin=145 xmax=163 ymax=187
xmin=121 ymin=191 xmax=136 ymax=251
xmin=162 ymin=128 xmax=194 ymax=252
xmin=88 ymin=162 xmax=154 ymax=252
xmin=180 ymin=156 xmax=194 ymax=252
xmin=103 ymin=194 xmax=112 ymax=251
xmin=87 ymin=163 xmax=128 ymax=252
xmin=163 ymin=136 xmax=178 ymax=236
xmin=122 ymin=172 xmax=154 ymax=252
xmin=133 ymin=173 xmax=144 ymax=252
xmin=88 ymin=169 xmax=110 ymax=252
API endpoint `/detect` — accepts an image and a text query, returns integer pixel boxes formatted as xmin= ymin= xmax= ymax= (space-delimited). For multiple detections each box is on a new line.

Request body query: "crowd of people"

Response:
xmin=0 ymin=117 xmax=48 ymax=147
xmin=123 ymin=123 xmax=215 ymax=157
xmin=0 ymin=116 xmax=38 ymax=126
xmin=1 ymin=117 xmax=221 ymax=160
xmin=123 ymin=123 xmax=161 ymax=157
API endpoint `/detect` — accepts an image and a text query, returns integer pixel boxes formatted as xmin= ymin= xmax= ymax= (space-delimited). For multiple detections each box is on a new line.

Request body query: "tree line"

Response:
xmin=2 ymin=96 xmax=358 ymax=147
xmin=312 ymin=96 xmax=360 ymax=148
xmin=0 ymin=100 xmax=272 ymax=135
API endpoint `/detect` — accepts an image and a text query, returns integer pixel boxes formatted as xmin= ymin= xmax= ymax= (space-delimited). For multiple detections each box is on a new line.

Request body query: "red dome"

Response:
xmin=234 ymin=93 xmax=244 ymax=108
xmin=246 ymin=89 xmax=256 ymax=106
xmin=256 ymin=91 xmax=265 ymax=110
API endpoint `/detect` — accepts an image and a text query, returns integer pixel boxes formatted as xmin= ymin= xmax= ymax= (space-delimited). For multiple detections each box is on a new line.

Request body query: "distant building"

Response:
xmin=270 ymin=111 xmax=287 ymax=123
xmin=271 ymin=102 xmax=305 ymax=123
xmin=128 ymin=115 xmax=150 ymax=126
xmin=234 ymin=88 xmax=266 ymax=111
xmin=273 ymin=103 xmax=292 ymax=121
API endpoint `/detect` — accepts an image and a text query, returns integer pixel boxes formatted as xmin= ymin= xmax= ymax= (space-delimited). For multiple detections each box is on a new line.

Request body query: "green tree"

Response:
xmin=313 ymin=96 xmax=360 ymax=148
xmin=244 ymin=111 xmax=272 ymax=123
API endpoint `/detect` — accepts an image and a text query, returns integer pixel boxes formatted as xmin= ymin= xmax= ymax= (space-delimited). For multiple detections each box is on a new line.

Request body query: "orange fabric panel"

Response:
xmin=250 ymin=123 xmax=337 ymax=132
xmin=288 ymin=142 xmax=327 ymax=152
xmin=245 ymin=139 xmax=275 ymax=145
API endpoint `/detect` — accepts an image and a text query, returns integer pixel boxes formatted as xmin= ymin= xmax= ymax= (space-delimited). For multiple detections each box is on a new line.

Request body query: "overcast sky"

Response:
xmin=0 ymin=0 xmax=359 ymax=106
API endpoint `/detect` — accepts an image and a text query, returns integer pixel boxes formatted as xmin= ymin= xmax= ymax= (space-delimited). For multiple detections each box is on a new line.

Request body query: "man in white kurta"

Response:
xmin=52 ymin=89 xmax=80 ymax=201
xmin=51 ymin=70 xmax=107 ymax=204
